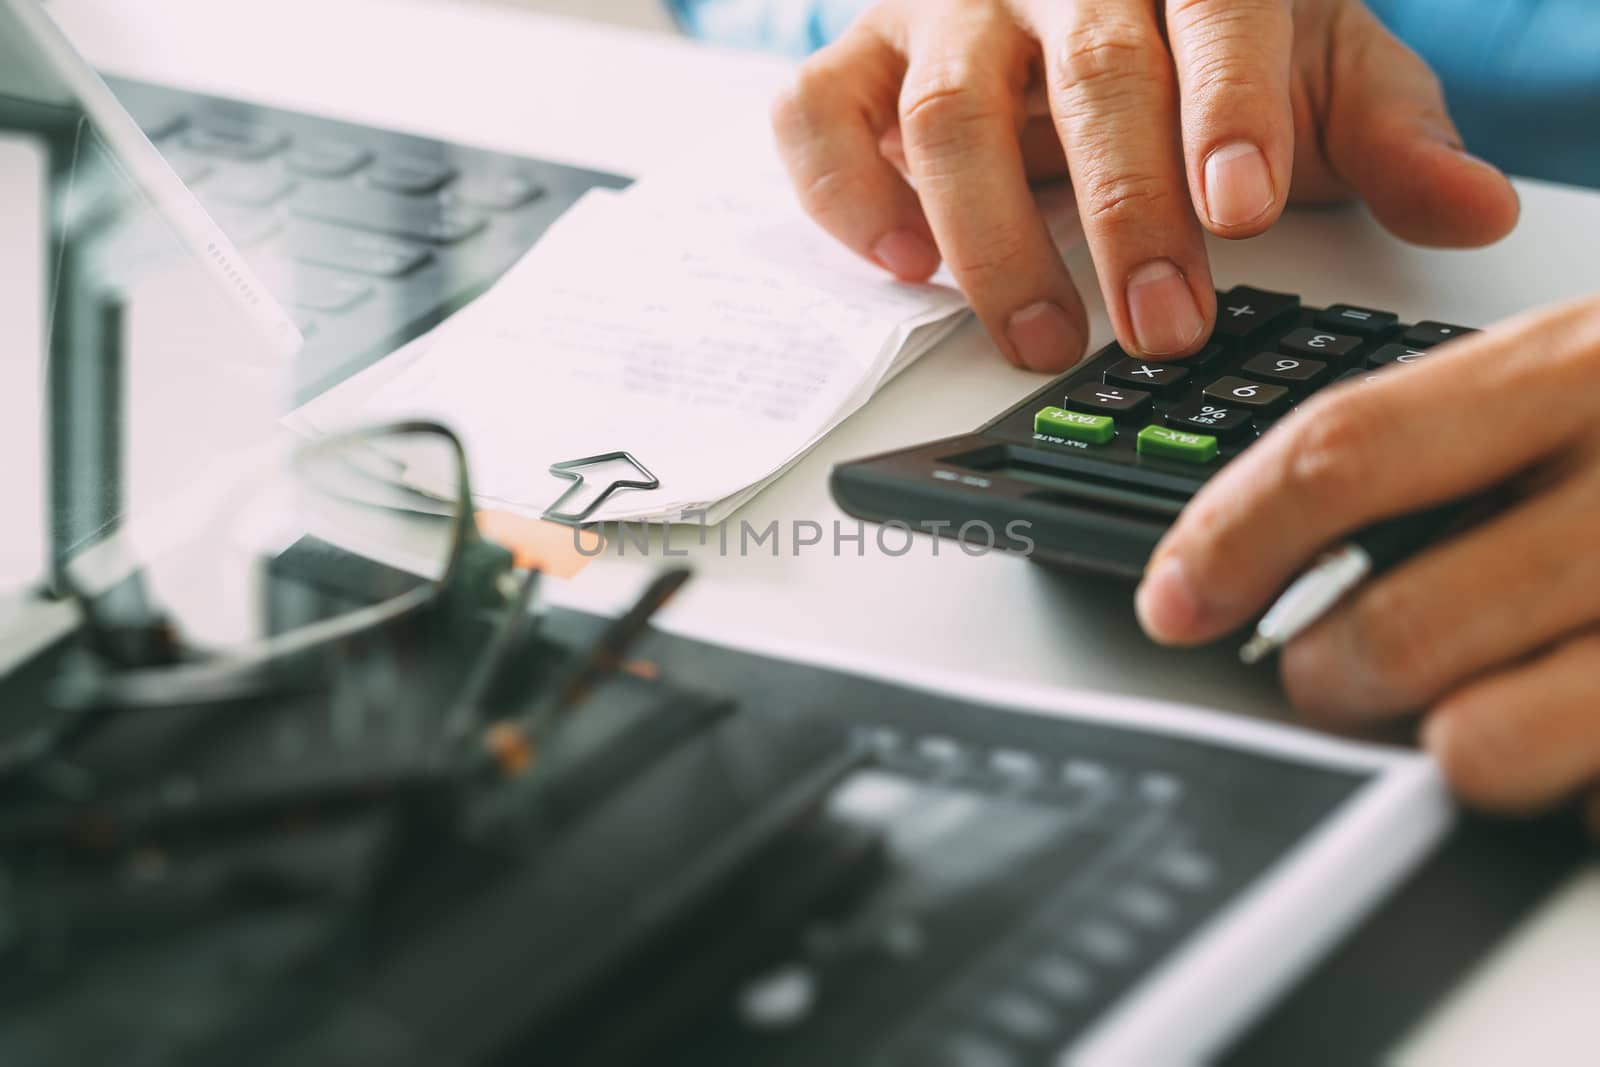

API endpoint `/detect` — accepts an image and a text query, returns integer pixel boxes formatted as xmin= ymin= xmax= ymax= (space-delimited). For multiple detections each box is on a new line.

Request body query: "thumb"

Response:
xmin=1322 ymin=5 xmax=1520 ymax=248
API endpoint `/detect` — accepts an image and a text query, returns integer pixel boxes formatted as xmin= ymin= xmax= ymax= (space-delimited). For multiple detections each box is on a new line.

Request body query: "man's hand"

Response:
xmin=771 ymin=0 xmax=1520 ymax=371
xmin=1135 ymin=298 xmax=1600 ymax=833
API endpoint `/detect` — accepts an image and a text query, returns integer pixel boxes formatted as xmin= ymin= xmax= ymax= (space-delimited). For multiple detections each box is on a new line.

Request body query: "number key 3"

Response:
xmin=1278 ymin=327 xmax=1362 ymax=365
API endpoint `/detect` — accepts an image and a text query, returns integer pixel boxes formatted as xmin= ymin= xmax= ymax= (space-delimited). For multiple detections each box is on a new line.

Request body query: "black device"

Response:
xmin=0 ymin=582 xmax=1375 ymax=1067
xmin=831 ymin=286 xmax=1476 ymax=578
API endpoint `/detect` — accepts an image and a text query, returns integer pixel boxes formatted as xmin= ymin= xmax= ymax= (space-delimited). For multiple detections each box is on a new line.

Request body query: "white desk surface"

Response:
xmin=49 ymin=0 xmax=1600 ymax=1060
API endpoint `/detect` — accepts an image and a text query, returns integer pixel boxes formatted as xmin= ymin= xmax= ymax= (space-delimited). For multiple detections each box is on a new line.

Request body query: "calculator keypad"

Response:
xmin=1010 ymin=286 xmax=1476 ymax=478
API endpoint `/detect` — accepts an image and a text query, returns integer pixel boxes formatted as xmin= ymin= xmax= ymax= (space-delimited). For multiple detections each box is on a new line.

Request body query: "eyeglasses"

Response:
xmin=2 ymin=421 xmax=517 ymax=781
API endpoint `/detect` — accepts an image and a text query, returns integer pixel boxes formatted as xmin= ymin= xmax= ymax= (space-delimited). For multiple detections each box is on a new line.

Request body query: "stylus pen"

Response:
xmin=1239 ymin=499 xmax=1476 ymax=665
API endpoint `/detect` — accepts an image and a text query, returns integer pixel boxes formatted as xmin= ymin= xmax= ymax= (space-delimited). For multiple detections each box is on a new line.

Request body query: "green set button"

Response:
xmin=1136 ymin=424 xmax=1218 ymax=464
xmin=1035 ymin=406 xmax=1115 ymax=445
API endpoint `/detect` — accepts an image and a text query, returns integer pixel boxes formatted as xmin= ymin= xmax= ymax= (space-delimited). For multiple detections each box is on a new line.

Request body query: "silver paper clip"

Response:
xmin=541 ymin=451 xmax=660 ymax=525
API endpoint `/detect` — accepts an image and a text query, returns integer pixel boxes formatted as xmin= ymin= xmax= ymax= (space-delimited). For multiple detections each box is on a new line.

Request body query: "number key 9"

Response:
xmin=1240 ymin=351 xmax=1330 ymax=392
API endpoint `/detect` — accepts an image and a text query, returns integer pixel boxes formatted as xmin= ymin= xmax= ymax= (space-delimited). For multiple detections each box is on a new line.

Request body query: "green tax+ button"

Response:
xmin=1137 ymin=424 xmax=1218 ymax=464
xmin=1034 ymin=406 xmax=1115 ymax=445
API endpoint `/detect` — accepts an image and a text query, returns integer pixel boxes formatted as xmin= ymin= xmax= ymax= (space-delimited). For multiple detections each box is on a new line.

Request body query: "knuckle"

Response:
xmin=942 ymin=227 xmax=1031 ymax=283
xmin=792 ymin=163 xmax=871 ymax=222
xmin=1056 ymin=20 xmax=1158 ymax=93
xmin=1185 ymin=46 xmax=1275 ymax=105
xmin=1428 ymin=702 xmax=1520 ymax=810
xmin=773 ymin=62 xmax=836 ymax=134
xmin=1352 ymin=581 xmax=1438 ymax=702
xmin=769 ymin=84 xmax=805 ymax=143
xmin=1077 ymin=170 xmax=1170 ymax=228
xmin=1174 ymin=494 xmax=1249 ymax=592
xmin=1281 ymin=393 xmax=1383 ymax=506
xmin=899 ymin=63 xmax=1007 ymax=144
xmin=1167 ymin=0 xmax=1283 ymax=18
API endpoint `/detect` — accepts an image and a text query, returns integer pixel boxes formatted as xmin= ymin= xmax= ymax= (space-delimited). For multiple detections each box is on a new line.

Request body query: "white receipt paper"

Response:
xmin=293 ymin=138 xmax=978 ymax=524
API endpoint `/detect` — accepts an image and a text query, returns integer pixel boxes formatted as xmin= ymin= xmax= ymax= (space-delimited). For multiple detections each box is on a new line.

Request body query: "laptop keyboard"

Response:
xmin=106 ymin=78 xmax=629 ymax=399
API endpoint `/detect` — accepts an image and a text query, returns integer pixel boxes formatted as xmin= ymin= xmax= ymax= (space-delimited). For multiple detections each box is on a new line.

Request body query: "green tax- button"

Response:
xmin=1137 ymin=425 xmax=1218 ymax=464
xmin=1035 ymin=406 xmax=1115 ymax=444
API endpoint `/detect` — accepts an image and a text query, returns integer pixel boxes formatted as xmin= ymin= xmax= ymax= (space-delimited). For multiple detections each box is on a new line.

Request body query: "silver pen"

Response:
xmin=1240 ymin=500 xmax=1476 ymax=664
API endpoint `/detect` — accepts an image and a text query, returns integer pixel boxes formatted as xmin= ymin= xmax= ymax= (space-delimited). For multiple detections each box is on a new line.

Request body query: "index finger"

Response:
xmin=1134 ymin=299 xmax=1600 ymax=645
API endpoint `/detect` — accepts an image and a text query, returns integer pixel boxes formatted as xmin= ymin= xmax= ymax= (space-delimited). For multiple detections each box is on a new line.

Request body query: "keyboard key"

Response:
xmin=451 ymin=173 xmax=547 ymax=211
xmin=1315 ymin=304 xmax=1397 ymax=337
xmin=1065 ymin=383 xmax=1152 ymax=422
xmin=983 ymin=991 xmax=1056 ymax=1041
xmin=1277 ymin=327 xmax=1362 ymax=365
xmin=1335 ymin=367 xmax=1388 ymax=387
xmin=934 ymin=1034 xmax=1016 ymax=1067
xmin=139 ymin=112 xmax=190 ymax=141
xmin=1104 ymin=357 xmax=1189 ymax=395
xmin=209 ymin=205 xmax=282 ymax=246
xmin=1402 ymin=320 xmax=1477 ymax=348
xmin=284 ymin=272 xmax=373 ymax=314
xmin=1367 ymin=342 xmax=1428 ymax=368
xmin=286 ymin=140 xmax=374 ymax=178
xmin=1136 ymin=425 xmax=1218 ymax=465
xmin=281 ymin=221 xmax=433 ymax=277
xmin=1203 ymin=375 xmax=1290 ymax=416
xmin=1239 ymin=351 xmax=1329 ymax=392
xmin=1174 ymin=341 xmax=1227 ymax=368
xmin=203 ymin=169 xmax=296 ymax=208
xmin=1035 ymin=407 xmax=1115 ymax=445
xmin=170 ymin=158 xmax=214 ymax=187
xmin=1114 ymin=884 xmax=1178 ymax=929
xmin=1164 ymin=395 xmax=1253 ymax=441
xmin=367 ymin=155 xmax=458 ymax=194
xmin=179 ymin=121 xmax=289 ymax=160
xmin=1029 ymin=956 xmax=1093 ymax=1002
xmin=1154 ymin=846 xmax=1217 ymax=891
xmin=1072 ymin=919 xmax=1135 ymax=964
xmin=1212 ymin=285 xmax=1299 ymax=341
xmin=291 ymin=184 xmax=487 ymax=244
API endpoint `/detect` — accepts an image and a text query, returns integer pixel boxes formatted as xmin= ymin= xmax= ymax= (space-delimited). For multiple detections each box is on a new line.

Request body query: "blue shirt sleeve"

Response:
xmin=1366 ymin=0 xmax=1600 ymax=188
xmin=671 ymin=0 xmax=1599 ymax=188
xmin=665 ymin=0 xmax=870 ymax=57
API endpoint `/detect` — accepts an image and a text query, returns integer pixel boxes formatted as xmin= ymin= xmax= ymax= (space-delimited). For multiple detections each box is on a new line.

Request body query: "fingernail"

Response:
xmin=1135 ymin=555 xmax=1202 ymax=642
xmin=1006 ymin=301 xmax=1078 ymax=372
xmin=1126 ymin=260 xmax=1205 ymax=357
xmin=1203 ymin=141 xmax=1275 ymax=230
xmin=872 ymin=229 xmax=940 ymax=279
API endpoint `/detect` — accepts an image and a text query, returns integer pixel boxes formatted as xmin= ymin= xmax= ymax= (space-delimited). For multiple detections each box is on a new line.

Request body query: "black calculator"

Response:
xmin=831 ymin=286 xmax=1476 ymax=578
